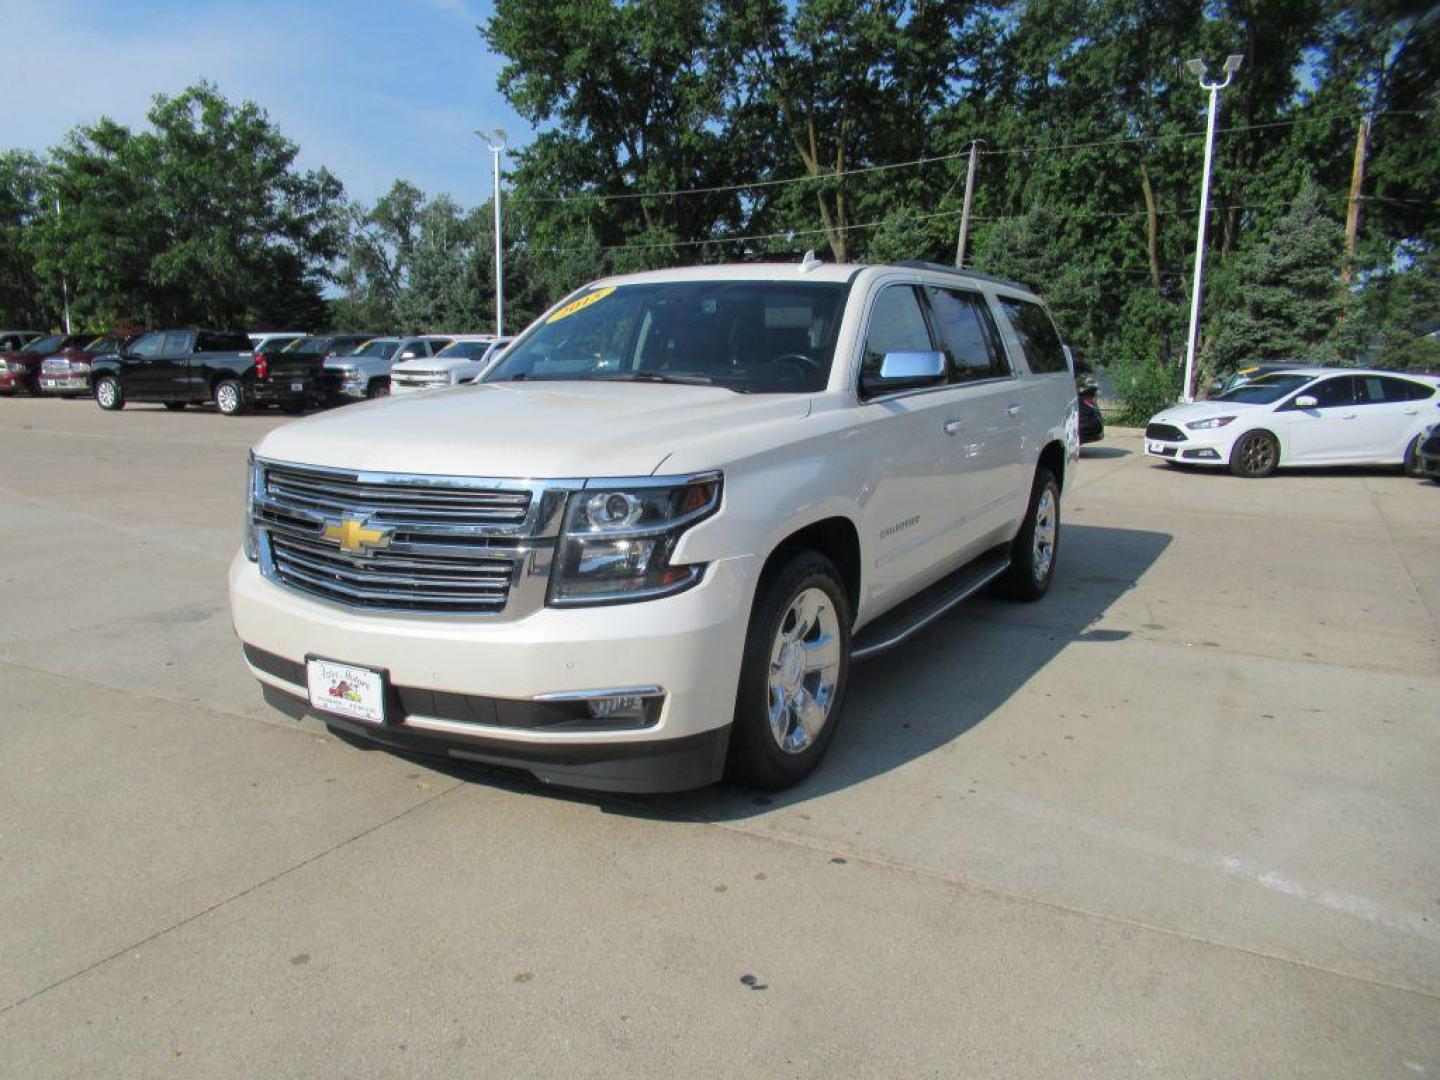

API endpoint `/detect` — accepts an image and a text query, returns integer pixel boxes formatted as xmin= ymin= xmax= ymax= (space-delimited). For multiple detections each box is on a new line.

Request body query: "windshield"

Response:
xmin=434 ymin=340 xmax=493 ymax=360
xmin=354 ymin=338 xmax=400 ymax=359
xmin=282 ymin=336 xmax=328 ymax=355
xmin=1214 ymin=373 xmax=1313 ymax=404
xmin=485 ymin=281 xmax=849 ymax=393
xmin=24 ymin=334 xmax=65 ymax=353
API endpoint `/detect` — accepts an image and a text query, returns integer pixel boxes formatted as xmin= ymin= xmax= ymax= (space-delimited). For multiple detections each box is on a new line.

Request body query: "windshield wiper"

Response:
xmin=592 ymin=372 xmax=718 ymax=387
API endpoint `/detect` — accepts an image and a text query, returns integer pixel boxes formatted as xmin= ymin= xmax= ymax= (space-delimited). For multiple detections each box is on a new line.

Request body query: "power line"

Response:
xmin=517 ymin=110 xmax=1423 ymax=207
xmin=534 ymin=195 xmax=1348 ymax=255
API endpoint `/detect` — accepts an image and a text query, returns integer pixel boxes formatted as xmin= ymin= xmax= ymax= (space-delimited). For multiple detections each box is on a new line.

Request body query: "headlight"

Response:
xmin=242 ymin=454 xmax=261 ymax=561
xmin=1186 ymin=416 xmax=1236 ymax=430
xmin=549 ymin=472 xmax=722 ymax=606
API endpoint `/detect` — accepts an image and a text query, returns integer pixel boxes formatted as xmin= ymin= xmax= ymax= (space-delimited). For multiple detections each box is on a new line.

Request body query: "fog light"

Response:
xmin=588 ymin=695 xmax=645 ymax=719
xmin=1182 ymin=448 xmax=1221 ymax=460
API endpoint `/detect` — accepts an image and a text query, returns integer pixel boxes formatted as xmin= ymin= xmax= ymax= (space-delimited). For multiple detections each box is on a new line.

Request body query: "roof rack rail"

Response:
xmin=893 ymin=260 xmax=1032 ymax=293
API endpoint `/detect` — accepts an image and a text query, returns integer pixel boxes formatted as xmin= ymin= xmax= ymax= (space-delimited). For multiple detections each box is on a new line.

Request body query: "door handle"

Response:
xmin=943 ymin=419 xmax=965 ymax=435
xmin=1006 ymin=404 xmax=1023 ymax=417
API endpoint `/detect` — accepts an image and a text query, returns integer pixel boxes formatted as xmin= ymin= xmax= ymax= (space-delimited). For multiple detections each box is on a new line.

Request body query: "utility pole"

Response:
xmin=1341 ymin=114 xmax=1370 ymax=286
xmin=477 ymin=129 xmax=508 ymax=337
xmin=1180 ymin=55 xmax=1242 ymax=403
xmin=954 ymin=141 xmax=981 ymax=268
xmin=55 ymin=198 xmax=72 ymax=334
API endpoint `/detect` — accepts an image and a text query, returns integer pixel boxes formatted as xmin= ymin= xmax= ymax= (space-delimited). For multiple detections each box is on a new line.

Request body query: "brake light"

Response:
xmin=255 ymin=353 xmax=268 ymax=380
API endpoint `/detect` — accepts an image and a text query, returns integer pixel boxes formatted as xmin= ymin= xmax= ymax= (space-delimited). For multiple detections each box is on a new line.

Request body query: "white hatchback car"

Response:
xmin=1145 ymin=368 xmax=1440 ymax=477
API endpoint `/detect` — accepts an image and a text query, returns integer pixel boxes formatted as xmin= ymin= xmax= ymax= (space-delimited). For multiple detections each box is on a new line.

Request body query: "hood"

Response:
xmin=255 ymin=380 xmax=813 ymax=478
xmin=1151 ymin=399 xmax=1263 ymax=425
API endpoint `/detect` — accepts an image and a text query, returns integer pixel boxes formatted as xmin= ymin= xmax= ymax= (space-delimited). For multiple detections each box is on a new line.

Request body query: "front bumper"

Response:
xmin=40 ymin=374 xmax=91 ymax=395
xmin=228 ymin=551 xmax=754 ymax=792
xmin=1142 ymin=433 xmax=1230 ymax=466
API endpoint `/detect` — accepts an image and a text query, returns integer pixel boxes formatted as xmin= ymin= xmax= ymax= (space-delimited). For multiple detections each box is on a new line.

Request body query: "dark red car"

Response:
xmin=39 ymin=332 xmax=144 ymax=398
xmin=0 ymin=333 xmax=96 ymax=395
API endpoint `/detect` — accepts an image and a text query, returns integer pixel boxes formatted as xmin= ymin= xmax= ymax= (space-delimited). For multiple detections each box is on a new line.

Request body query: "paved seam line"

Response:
xmin=1363 ymin=484 xmax=1440 ymax=635
xmin=695 ymin=817 xmax=1440 ymax=1002
xmin=0 ymin=781 xmax=465 ymax=1018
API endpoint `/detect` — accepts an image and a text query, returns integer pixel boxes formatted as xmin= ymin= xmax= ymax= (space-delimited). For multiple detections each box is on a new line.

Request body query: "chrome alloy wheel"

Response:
xmin=1032 ymin=487 xmax=1057 ymax=583
xmin=1240 ymin=433 xmax=1276 ymax=475
xmin=767 ymin=587 xmax=842 ymax=754
xmin=215 ymin=382 xmax=240 ymax=414
xmin=96 ymin=378 xmax=118 ymax=408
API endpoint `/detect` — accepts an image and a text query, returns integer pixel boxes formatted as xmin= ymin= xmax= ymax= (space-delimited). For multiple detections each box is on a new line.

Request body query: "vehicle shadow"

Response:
xmin=361 ymin=522 xmax=1172 ymax=819
xmin=1079 ymin=446 xmax=1129 ymax=459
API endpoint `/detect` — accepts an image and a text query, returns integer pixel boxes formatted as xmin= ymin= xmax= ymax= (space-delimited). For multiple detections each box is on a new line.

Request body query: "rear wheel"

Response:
xmin=1403 ymin=434 xmax=1423 ymax=478
xmin=726 ymin=552 xmax=851 ymax=790
xmin=1001 ymin=468 xmax=1060 ymax=602
xmin=1229 ymin=430 xmax=1279 ymax=478
xmin=214 ymin=379 xmax=245 ymax=416
xmin=94 ymin=376 xmax=124 ymax=411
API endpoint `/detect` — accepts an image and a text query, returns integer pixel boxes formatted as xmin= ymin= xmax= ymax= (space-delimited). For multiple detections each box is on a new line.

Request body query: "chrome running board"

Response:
xmin=851 ymin=547 xmax=1011 ymax=661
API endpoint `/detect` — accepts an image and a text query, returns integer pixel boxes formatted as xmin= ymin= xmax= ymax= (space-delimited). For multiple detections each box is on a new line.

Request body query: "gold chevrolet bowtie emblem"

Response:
xmin=322 ymin=516 xmax=392 ymax=554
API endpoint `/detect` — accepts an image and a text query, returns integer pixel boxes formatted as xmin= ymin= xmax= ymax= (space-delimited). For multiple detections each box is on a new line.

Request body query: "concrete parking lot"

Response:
xmin=1 ymin=396 xmax=1437 ymax=1077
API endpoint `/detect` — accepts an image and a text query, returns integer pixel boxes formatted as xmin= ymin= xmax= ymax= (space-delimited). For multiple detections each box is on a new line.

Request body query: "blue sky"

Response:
xmin=0 ymin=0 xmax=536 ymax=206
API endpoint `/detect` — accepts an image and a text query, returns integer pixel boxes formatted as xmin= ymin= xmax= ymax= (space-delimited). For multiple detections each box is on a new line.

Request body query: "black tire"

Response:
xmin=1229 ymin=430 xmax=1279 ymax=478
xmin=214 ymin=379 xmax=246 ymax=416
xmin=94 ymin=375 xmax=124 ymax=411
xmin=725 ymin=551 xmax=852 ymax=791
xmin=366 ymin=379 xmax=390 ymax=399
xmin=1001 ymin=467 xmax=1060 ymax=602
xmin=164 ymin=402 xmax=186 ymax=411
xmin=1403 ymin=434 xmax=1423 ymax=478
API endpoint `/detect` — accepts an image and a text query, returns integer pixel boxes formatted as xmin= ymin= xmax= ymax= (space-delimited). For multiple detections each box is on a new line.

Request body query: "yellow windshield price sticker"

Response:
xmin=547 ymin=286 xmax=616 ymax=324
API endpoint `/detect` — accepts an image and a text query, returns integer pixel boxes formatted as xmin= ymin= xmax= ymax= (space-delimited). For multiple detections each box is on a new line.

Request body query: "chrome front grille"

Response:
xmin=393 ymin=370 xmax=448 ymax=389
xmin=42 ymin=357 xmax=70 ymax=374
xmin=253 ymin=460 xmax=576 ymax=617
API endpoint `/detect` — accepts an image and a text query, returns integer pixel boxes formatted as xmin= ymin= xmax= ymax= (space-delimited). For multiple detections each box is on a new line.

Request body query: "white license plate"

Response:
xmin=306 ymin=658 xmax=386 ymax=724
xmin=291 ymin=381 xmax=304 ymax=391
xmin=1147 ymin=440 xmax=1166 ymax=454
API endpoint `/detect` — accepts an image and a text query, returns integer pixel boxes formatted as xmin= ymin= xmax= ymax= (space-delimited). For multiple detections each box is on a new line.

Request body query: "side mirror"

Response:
xmin=1293 ymin=395 xmax=1318 ymax=409
xmin=862 ymin=350 xmax=946 ymax=395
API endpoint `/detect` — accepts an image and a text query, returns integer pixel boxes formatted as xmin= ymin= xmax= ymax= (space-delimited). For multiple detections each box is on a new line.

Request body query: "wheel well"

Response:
xmin=759 ymin=517 xmax=861 ymax=616
xmin=1037 ymin=440 xmax=1066 ymax=489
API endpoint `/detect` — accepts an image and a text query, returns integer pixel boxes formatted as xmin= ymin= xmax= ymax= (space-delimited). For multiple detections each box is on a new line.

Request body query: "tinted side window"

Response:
xmin=161 ymin=331 xmax=191 ymax=355
xmin=926 ymin=287 xmax=1010 ymax=383
xmin=998 ymin=298 xmax=1068 ymax=374
xmin=1368 ymin=376 xmax=1433 ymax=403
xmin=1303 ymin=377 xmax=1355 ymax=408
xmin=860 ymin=285 xmax=933 ymax=384
xmin=129 ymin=332 xmax=163 ymax=358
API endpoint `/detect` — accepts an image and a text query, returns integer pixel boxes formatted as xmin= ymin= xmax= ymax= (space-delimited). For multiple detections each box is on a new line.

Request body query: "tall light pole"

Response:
xmin=55 ymin=198 xmax=72 ymax=334
xmin=477 ymin=128 xmax=507 ymax=337
xmin=1180 ymin=54 xmax=1242 ymax=403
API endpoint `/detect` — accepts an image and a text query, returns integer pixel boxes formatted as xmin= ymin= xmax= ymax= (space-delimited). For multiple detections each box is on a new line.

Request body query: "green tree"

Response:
xmin=1208 ymin=179 xmax=1352 ymax=372
xmin=31 ymin=82 xmax=345 ymax=329
xmin=0 ymin=150 xmax=55 ymax=327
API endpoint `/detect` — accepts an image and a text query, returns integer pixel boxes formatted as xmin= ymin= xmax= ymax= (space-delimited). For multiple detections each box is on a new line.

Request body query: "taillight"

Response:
xmin=255 ymin=353 xmax=268 ymax=380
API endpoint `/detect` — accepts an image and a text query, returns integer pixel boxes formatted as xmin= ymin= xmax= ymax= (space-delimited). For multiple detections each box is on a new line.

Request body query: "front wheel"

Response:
xmin=726 ymin=552 xmax=851 ymax=790
xmin=94 ymin=376 xmax=124 ymax=411
xmin=1403 ymin=434 xmax=1424 ymax=478
xmin=214 ymin=379 xmax=246 ymax=416
xmin=1001 ymin=467 xmax=1060 ymax=602
xmin=1229 ymin=430 xmax=1279 ymax=478
xmin=366 ymin=379 xmax=390 ymax=399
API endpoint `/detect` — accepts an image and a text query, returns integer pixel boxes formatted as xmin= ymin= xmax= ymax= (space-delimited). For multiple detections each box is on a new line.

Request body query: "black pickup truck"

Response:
xmin=91 ymin=330 xmax=330 ymax=415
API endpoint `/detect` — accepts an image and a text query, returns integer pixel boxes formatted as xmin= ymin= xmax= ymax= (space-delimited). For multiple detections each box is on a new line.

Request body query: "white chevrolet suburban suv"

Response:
xmin=230 ymin=260 xmax=1079 ymax=793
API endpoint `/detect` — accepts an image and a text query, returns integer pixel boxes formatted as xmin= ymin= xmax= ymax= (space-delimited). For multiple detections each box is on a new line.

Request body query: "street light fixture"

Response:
xmin=1179 ymin=54 xmax=1243 ymax=403
xmin=477 ymin=128 xmax=507 ymax=338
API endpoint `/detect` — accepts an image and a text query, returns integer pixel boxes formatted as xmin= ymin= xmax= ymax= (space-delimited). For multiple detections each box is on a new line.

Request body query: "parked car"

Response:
xmin=1144 ymin=368 xmax=1440 ymax=477
xmin=0 ymin=331 xmax=42 ymax=352
xmin=390 ymin=335 xmax=511 ymax=393
xmin=326 ymin=335 xmax=452 ymax=402
xmin=1413 ymin=421 xmax=1440 ymax=482
xmin=1208 ymin=362 xmax=1309 ymax=398
xmin=230 ymin=260 xmax=1077 ymax=793
xmin=1077 ymin=382 xmax=1104 ymax=443
xmin=249 ymin=332 xmax=306 ymax=354
xmin=0 ymin=333 xmax=97 ymax=395
xmin=40 ymin=332 xmax=142 ymax=397
xmin=92 ymin=329 xmax=330 ymax=415
xmin=270 ymin=334 xmax=372 ymax=403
